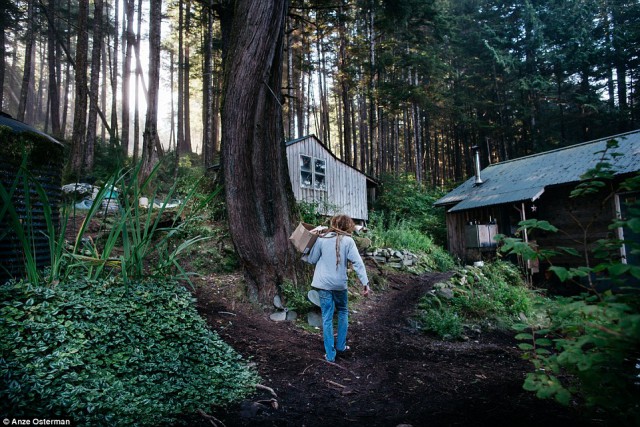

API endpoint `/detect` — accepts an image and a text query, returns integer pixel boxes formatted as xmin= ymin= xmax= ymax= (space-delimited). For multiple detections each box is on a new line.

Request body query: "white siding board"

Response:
xmin=286 ymin=136 xmax=368 ymax=220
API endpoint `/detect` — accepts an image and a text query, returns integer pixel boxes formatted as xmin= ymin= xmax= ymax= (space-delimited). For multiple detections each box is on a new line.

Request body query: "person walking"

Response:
xmin=306 ymin=214 xmax=370 ymax=362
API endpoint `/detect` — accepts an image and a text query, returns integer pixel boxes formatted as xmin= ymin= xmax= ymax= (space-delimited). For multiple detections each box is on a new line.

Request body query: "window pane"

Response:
xmin=315 ymin=159 xmax=326 ymax=175
xmin=300 ymin=155 xmax=311 ymax=172
xmin=301 ymin=171 xmax=313 ymax=188
xmin=314 ymin=173 xmax=326 ymax=191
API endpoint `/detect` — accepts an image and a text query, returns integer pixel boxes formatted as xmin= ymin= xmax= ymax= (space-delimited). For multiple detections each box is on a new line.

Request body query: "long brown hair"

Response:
xmin=330 ymin=214 xmax=355 ymax=234
xmin=329 ymin=214 xmax=355 ymax=268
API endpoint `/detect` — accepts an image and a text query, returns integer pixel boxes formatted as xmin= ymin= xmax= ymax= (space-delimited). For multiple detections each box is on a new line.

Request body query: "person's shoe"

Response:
xmin=324 ymin=354 xmax=335 ymax=363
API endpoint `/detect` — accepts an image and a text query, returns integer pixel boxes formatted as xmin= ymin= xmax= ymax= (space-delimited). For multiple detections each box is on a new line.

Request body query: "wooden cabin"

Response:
xmin=434 ymin=130 xmax=640 ymax=280
xmin=285 ymin=135 xmax=376 ymax=221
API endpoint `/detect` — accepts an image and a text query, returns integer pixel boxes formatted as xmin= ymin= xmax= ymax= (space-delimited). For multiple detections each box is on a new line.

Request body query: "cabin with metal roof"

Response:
xmin=286 ymin=135 xmax=376 ymax=221
xmin=435 ymin=130 xmax=640 ymax=278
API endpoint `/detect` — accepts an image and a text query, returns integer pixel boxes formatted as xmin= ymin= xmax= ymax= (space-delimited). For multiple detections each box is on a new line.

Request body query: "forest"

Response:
xmin=1 ymin=0 xmax=640 ymax=426
xmin=1 ymin=0 xmax=639 ymax=185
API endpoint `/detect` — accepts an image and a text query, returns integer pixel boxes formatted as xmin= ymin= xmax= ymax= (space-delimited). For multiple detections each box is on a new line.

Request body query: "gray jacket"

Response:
xmin=306 ymin=232 xmax=369 ymax=291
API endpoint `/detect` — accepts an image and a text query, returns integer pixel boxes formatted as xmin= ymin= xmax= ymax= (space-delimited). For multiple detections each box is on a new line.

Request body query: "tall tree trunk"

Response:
xmin=202 ymin=0 xmax=214 ymax=168
xmin=46 ymin=0 xmax=60 ymax=137
xmin=121 ymin=0 xmax=135 ymax=157
xmin=0 ymin=8 xmax=5 ymax=110
xmin=110 ymin=0 xmax=119 ymax=142
xmin=182 ymin=0 xmax=192 ymax=154
xmin=133 ymin=0 xmax=144 ymax=163
xmin=219 ymin=0 xmax=299 ymax=303
xmin=69 ymin=0 xmax=90 ymax=177
xmin=85 ymin=0 xmax=104 ymax=172
xmin=177 ymin=0 xmax=185 ymax=154
xmin=17 ymin=0 xmax=35 ymax=122
xmin=140 ymin=0 xmax=162 ymax=183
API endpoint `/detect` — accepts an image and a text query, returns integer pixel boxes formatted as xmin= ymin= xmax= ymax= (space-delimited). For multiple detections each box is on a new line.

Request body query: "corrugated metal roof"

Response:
xmin=435 ymin=129 xmax=640 ymax=213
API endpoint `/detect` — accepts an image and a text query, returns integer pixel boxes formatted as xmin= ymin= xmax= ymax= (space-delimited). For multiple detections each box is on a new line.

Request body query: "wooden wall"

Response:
xmin=445 ymin=183 xmax=621 ymax=271
xmin=534 ymin=185 xmax=618 ymax=268
xmin=286 ymin=136 xmax=369 ymax=220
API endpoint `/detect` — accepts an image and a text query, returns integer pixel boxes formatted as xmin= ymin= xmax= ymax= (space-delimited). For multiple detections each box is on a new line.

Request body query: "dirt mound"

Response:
xmin=192 ymin=270 xmax=605 ymax=427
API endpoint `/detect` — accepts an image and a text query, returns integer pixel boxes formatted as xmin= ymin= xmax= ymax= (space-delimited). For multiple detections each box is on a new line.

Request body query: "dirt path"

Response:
xmin=193 ymin=270 xmax=605 ymax=427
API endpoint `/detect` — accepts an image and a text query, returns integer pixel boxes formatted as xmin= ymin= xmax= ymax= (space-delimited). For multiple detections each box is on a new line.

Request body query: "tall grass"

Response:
xmin=1 ymin=158 xmax=215 ymax=286
xmin=368 ymin=212 xmax=456 ymax=272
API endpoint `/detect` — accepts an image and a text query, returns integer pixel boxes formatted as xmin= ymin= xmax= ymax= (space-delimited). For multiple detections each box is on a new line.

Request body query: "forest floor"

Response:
xmin=191 ymin=263 xmax=611 ymax=427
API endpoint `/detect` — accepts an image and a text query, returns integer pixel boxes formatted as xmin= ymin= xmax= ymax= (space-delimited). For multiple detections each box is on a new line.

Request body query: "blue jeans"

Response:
xmin=318 ymin=289 xmax=348 ymax=362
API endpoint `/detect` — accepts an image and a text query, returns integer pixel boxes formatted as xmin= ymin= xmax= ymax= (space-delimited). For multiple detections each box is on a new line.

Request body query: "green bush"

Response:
xmin=0 ymin=278 xmax=259 ymax=426
xmin=497 ymin=141 xmax=640 ymax=422
xmin=515 ymin=293 xmax=640 ymax=424
xmin=416 ymin=261 xmax=535 ymax=339
xmin=373 ymin=173 xmax=448 ymax=246
xmin=280 ymin=280 xmax=314 ymax=314
xmin=416 ymin=307 xmax=463 ymax=340
xmin=368 ymin=212 xmax=456 ymax=272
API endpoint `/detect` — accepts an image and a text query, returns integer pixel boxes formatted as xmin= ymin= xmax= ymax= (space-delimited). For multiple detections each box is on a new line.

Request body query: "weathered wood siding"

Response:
xmin=286 ymin=136 xmax=368 ymax=220
xmin=535 ymin=185 xmax=618 ymax=268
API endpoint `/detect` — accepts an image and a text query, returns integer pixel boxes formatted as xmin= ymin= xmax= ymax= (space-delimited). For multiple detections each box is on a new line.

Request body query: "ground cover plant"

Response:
xmin=416 ymin=260 xmax=536 ymax=340
xmin=0 ymin=277 xmax=259 ymax=426
xmin=0 ymin=158 xmax=260 ymax=425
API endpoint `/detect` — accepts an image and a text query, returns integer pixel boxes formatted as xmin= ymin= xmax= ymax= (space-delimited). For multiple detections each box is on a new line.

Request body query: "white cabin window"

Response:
xmin=300 ymin=155 xmax=327 ymax=191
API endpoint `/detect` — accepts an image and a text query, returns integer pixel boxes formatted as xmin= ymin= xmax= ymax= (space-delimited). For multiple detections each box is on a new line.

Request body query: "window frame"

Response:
xmin=299 ymin=154 xmax=327 ymax=192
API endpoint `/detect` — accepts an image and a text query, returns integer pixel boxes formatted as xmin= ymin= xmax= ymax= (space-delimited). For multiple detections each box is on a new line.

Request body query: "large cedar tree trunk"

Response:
xmin=219 ymin=0 xmax=299 ymax=303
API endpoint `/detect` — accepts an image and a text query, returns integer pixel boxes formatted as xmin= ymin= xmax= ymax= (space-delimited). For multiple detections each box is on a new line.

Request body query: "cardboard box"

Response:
xmin=289 ymin=222 xmax=321 ymax=254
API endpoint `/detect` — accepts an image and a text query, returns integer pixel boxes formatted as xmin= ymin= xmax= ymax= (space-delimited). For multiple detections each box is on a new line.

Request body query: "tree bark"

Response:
xmin=140 ymin=0 xmax=162 ymax=183
xmin=17 ymin=0 xmax=35 ymax=122
xmin=69 ymin=0 xmax=90 ymax=177
xmin=202 ymin=0 xmax=214 ymax=168
xmin=85 ymin=0 xmax=104 ymax=172
xmin=121 ymin=0 xmax=135 ymax=157
xmin=219 ymin=0 xmax=299 ymax=303
xmin=182 ymin=0 xmax=193 ymax=154
xmin=177 ymin=0 xmax=185 ymax=154
xmin=45 ymin=0 xmax=60 ymax=137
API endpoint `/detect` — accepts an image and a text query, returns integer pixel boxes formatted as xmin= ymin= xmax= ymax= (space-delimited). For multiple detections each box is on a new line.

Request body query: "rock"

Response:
xmin=307 ymin=311 xmax=322 ymax=327
xmin=308 ymin=290 xmax=320 ymax=307
xmin=436 ymin=287 xmax=454 ymax=299
xmin=286 ymin=310 xmax=298 ymax=321
xmin=273 ymin=295 xmax=284 ymax=309
xmin=269 ymin=311 xmax=287 ymax=322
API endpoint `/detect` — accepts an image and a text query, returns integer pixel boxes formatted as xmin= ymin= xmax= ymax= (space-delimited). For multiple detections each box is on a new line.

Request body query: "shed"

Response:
xmin=286 ymin=135 xmax=376 ymax=221
xmin=0 ymin=112 xmax=65 ymax=284
xmin=434 ymin=130 xmax=640 ymax=277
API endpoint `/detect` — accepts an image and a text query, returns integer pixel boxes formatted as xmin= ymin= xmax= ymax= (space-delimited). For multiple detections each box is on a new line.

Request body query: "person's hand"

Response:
xmin=363 ymin=284 xmax=370 ymax=297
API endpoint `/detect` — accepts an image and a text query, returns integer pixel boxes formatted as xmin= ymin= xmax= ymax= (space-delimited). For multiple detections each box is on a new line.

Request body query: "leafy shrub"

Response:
xmin=280 ymin=280 xmax=314 ymax=314
xmin=498 ymin=141 xmax=640 ymax=422
xmin=416 ymin=261 xmax=535 ymax=339
xmin=416 ymin=307 xmax=463 ymax=340
xmin=515 ymin=293 xmax=640 ymax=424
xmin=368 ymin=212 xmax=456 ymax=272
xmin=373 ymin=173 xmax=448 ymax=246
xmin=0 ymin=278 xmax=259 ymax=426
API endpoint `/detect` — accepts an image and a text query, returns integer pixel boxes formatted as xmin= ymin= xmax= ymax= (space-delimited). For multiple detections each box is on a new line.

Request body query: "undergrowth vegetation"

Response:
xmin=0 ymin=278 xmax=259 ymax=425
xmin=416 ymin=261 xmax=536 ymax=340
xmin=0 ymin=155 xmax=259 ymax=423
xmin=369 ymin=174 xmax=455 ymax=272
xmin=498 ymin=140 xmax=640 ymax=424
